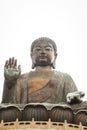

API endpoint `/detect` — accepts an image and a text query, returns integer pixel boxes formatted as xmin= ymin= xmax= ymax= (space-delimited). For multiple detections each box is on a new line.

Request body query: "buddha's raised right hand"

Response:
xmin=4 ymin=57 xmax=21 ymax=81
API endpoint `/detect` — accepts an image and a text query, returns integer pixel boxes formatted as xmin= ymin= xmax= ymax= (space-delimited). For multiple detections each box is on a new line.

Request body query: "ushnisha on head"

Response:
xmin=30 ymin=37 xmax=58 ymax=69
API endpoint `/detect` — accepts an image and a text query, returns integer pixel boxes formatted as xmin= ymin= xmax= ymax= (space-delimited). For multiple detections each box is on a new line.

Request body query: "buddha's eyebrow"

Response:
xmin=45 ymin=45 xmax=52 ymax=48
xmin=35 ymin=46 xmax=41 ymax=48
xmin=34 ymin=44 xmax=52 ymax=48
xmin=34 ymin=46 xmax=41 ymax=48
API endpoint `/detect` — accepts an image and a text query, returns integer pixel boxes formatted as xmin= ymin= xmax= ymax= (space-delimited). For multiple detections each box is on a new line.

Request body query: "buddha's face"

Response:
xmin=31 ymin=41 xmax=56 ymax=67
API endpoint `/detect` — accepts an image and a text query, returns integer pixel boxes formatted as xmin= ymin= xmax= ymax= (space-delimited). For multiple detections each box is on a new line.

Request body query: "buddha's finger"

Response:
xmin=18 ymin=65 xmax=21 ymax=73
xmin=5 ymin=60 xmax=9 ymax=68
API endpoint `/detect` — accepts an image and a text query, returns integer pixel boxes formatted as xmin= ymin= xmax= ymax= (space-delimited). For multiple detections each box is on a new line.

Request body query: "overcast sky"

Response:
xmin=0 ymin=0 xmax=87 ymax=102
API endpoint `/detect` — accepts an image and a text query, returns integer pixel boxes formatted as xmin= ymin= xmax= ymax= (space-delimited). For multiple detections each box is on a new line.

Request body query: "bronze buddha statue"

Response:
xmin=1 ymin=37 xmax=87 ymax=125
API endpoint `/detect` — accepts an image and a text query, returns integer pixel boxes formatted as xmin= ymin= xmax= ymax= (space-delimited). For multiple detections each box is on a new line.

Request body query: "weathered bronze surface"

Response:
xmin=0 ymin=105 xmax=22 ymax=122
xmin=2 ymin=37 xmax=78 ymax=104
xmin=74 ymin=110 xmax=87 ymax=126
xmin=50 ymin=104 xmax=74 ymax=123
xmin=22 ymin=104 xmax=48 ymax=121
xmin=1 ymin=37 xmax=87 ymax=125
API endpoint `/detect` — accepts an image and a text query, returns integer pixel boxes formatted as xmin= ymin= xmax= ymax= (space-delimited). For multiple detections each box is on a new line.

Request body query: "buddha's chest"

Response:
xmin=26 ymin=73 xmax=58 ymax=103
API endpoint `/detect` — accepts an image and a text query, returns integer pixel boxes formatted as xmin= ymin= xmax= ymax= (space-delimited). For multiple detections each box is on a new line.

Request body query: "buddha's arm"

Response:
xmin=64 ymin=73 xmax=78 ymax=94
xmin=2 ymin=79 xmax=17 ymax=103
xmin=1 ymin=57 xmax=21 ymax=103
xmin=2 ymin=77 xmax=21 ymax=103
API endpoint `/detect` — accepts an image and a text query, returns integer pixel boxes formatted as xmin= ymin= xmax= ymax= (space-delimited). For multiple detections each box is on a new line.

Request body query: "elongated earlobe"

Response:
xmin=31 ymin=53 xmax=35 ymax=69
xmin=32 ymin=64 xmax=34 ymax=69
xmin=31 ymin=62 xmax=35 ymax=69
xmin=51 ymin=60 xmax=56 ymax=69
xmin=52 ymin=53 xmax=57 ymax=69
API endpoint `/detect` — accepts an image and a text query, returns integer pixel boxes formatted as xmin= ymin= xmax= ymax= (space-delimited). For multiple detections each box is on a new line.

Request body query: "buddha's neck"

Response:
xmin=35 ymin=66 xmax=52 ymax=71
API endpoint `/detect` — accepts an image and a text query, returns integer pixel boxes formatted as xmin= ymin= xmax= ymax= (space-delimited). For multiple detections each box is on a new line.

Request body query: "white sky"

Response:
xmin=0 ymin=0 xmax=87 ymax=102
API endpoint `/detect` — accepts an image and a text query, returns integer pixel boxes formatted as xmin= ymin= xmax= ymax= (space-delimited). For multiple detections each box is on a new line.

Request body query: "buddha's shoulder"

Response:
xmin=53 ymin=70 xmax=71 ymax=78
xmin=18 ymin=70 xmax=71 ymax=80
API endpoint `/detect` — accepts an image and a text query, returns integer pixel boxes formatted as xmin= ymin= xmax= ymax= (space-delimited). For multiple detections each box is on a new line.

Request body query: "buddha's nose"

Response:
xmin=41 ymin=48 xmax=46 ymax=54
xmin=40 ymin=49 xmax=46 ymax=56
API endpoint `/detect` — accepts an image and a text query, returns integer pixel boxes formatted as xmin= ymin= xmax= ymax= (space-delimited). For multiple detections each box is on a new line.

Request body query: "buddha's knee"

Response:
xmin=74 ymin=110 xmax=87 ymax=126
xmin=22 ymin=104 xmax=49 ymax=121
xmin=0 ymin=106 xmax=22 ymax=122
xmin=49 ymin=104 xmax=74 ymax=123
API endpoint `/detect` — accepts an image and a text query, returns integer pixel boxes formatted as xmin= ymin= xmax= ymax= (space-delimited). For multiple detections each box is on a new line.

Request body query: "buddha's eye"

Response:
xmin=35 ymin=47 xmax=41 ymax=51
xmin=45 ymin=47 xmax=52 ymax=51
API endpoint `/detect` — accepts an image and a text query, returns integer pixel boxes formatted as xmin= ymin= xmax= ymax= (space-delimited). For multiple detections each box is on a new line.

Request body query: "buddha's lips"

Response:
xmin=38 ymin=55 xmax=48 ymax=61
xmin=39 ymin=58 xmax=47 ymax=62
xmin=39 ymin=55 xmax=47 ymax=58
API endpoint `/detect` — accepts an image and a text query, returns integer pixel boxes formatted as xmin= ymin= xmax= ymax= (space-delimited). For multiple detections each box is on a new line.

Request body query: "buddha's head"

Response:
xmin=31 ymin=37 xmax=57 ymax=69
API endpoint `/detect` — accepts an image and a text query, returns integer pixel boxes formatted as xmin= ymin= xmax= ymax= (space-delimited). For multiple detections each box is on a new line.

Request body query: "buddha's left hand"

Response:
xmin=66 ymin=91 xmax=85 ymax=104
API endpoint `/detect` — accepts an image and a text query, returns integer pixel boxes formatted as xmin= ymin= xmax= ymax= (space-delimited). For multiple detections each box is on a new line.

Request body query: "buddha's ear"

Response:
xmin=55 ymin=53 xmax=58 ymax=59
xmin=30 ymin=53 xmax=35 ymax=69
xmin=32 ymin=63 xmax=35 ymax=69
xmin=54 ymin=53 xmax=58 ymax=61
xmin=52 ymin=53 xmax=58 ymax=69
